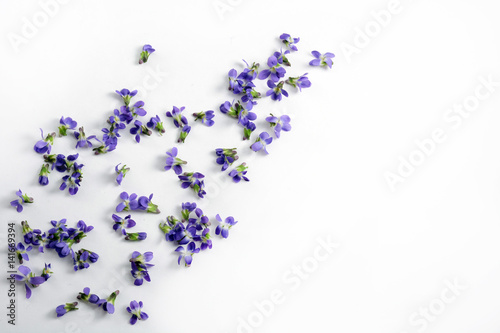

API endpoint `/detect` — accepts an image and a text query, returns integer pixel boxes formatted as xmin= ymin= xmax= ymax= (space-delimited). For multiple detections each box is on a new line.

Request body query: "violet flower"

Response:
xmin=112 ymin=214 xmax=136 ymax=236
xmin=243 ymin=121 xmax=256 ymax=141
xmin=286 ymin=73 xmax=311 ymax=91
xmin=127 ymin=300 xmax=149 ymax=325
xmin=16 ymin=242 xmax=32 ymax=264
xmin=215 ymin=214 xmax=238 ymax=238
xmin=178 ymin=172 xmax=206 ymax=198
xmin=309 ymin=51 xmax=335 ymax=68
xmin=215 ymin=148 xmax=238 ymax=171
xmin=125 ymin=232 xmax=148 ymax=241
xmin=116 ymin=89 xmax=138 ymax=106
xmin=12 ymin=265 xmax=46 ymax=299
xmin=280 ymin=33 xmax=300 ymax=51
xmin=266 ymin=80 xmax=288 ymax=101
xmin=274 ymin=49 xmax=291 ymax=67
xmin=250 ymin=132 xmax=273 ymax=154
xmin=175 ymin=241 xmax=200 ymax=267
xmin=38 ymin=163 xmax=50 ymax=186
xmin=74 ymin=127 xmax=98 ymax=149
xmin=165 ymin=147 xmax=187 ymax=175
xmin=33 ymin=129 xmax=55 ymax=154
xmin=238 ymin=60 xmax=260 ymax=81
xmin=58 ymin=116 xmax=78 ymax=137
xmin=117 ymin=192 xmax=160 ymax=213
xmin=228 ymin=163 xmax=249 ymax=183
xmin=41 ymin=263 xmax=53 ymax=281
xmin=146 ymin=115 xmax=165 ymax=135
xmin=130 ymin=251 xmax=154 ymax=286
xmin=166 ymin=106 xmax=191 ymax=143
xmin=56 ymin=302 xmax=78 ymax=317
xmin=266 ymin=114 xmax=291 ymax=138
xmin=77 ymin=287 xmax=101 ymax=304
xmin=97 ymin=290 xmax=119 ymax=314
xmin=10 ymin=190 xmax=33 ymax=213
xmin=228 ymin=68 xmax=244 ymax=94
xmin=139 ymin=44 xmax=155 ymax=64
xmin=130 ymin=120 xmax=151 ymax=143
xmin=193 ymin=110 xmax=215 ymax=127
xmin=258 ymin=55 xmax=286 ymax=82
xmin=115 ymin=163 xmax=130 ymax=185
xmin=59 ymin=172 xmax=82 ymax=195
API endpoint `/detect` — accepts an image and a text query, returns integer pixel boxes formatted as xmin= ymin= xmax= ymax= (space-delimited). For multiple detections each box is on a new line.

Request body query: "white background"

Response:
xmin=1 ymin=0 xmax=500 ymax=332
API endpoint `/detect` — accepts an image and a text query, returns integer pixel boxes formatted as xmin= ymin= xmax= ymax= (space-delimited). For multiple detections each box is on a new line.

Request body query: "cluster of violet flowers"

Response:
xmin=159 ymin=202 xmax=237 ymax=266
xmin=19 ymin=219 xmax=99 ymax=273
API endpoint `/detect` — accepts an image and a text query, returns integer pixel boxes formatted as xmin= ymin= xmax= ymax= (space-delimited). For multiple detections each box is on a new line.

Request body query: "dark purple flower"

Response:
xmin=258 ymin=55 xmax=286 ymax=82
xmin=59 ymin=172 xmax=81 ymax=195
xmin=130 ymin=101 xmax=147 ymax=118
xmin=139 ymin=44 xmax=155 ymax=64
xmin=215 ymin=148 xmax=238 ymax=171
xmin=130 ymin=120 xmax=151 ymax=143
xmin=238 ymin=60 xmax=260 ymax=81
xmin=175 ymin=241 xmax=200 ymax=267
xmin=178 ymin=172 xmax=206 ymax=198
xmin=33 ymin=129 xmax=55 ymax=154
xmin=228 ymin=68 xmax=244 ymax=94
xmin=165 ymin=147 xmax=187 ymax=175
xmin=266 ymin=80 xmax=288 ymax=101
xmin=112 ymin=214 xmax=136 ymax=236
xmin=56 ymin=302 xmax=78 ymax=317
xmin=12 ymin=265 xmax=46 ymax=299
xmin=193 ymin=110 xmax=215 ymax=127
xmin=228 ymin=163 xmax=249 ymax=183
xmin=215 ymin=214 xmax=238 ymax=238
xmin=166 ymin=106 xmax=191 ymax=143
xmin=116 ymin=191 xmax=138 ymax=212
xmin=146 ymin=115 xmax=165 ymax=134
xmin=116 ymin=89 xmax=138 ymax=106
xmin=127 ymin=300 xmax=149 ymax=325
xmin=74 ymin=127 xmax=98 ymax=149
xmin=10 ymin=189 xmax=33 ymax=213
xmin=280 ymin=33 xmax=300 ymax=51
xmin=243 ymin=121 xmax=256 ymax=141
xmin=237 ymin=102 xmax=257 ymax=126
xmin=41 ymin=263 xmax=53 ymax=280
xmin=181 ymin=202 xmax=197 ymax=221
xmin=73 ymin=249 xmax=99 ymax=271
xmin=309 ymin=50 xmax=335 ymax=68
xmin=274 ymin=49 xmax=291 ymax=66
xmin=265 ymin=114 xmax=291 ymax=138
xmin=58 ymin=116 xmax=78 ymax=137
xmin=115 ymin=163 xmax=130 ymax=185
xmin=250 ymin=132 xmax=273 ymax=154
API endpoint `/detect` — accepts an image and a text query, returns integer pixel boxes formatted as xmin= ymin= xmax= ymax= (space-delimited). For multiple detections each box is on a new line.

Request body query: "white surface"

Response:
xmin=1 ymin=0 xmax=500 ymax=332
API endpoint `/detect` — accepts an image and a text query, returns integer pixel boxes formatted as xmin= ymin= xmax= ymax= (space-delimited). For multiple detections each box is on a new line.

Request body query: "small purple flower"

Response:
xmin=250 ymin=132 xmax=273 ymax=154
xmin=116 ymin=89 xmax=138 ymax=106
xmin=265 ymin=114 xmax=291 ymax=138
xmin=228 ymin=68 xmax=244 ymax=94
xmin=258 ymin=55 xmax=286 ymax=82
xmin=125 ymin=232 xmax=148 ymax=241
xmin=175 ymin=241 xmax=200 ymax=267
xmin=12 ymin=265 xmax=46 ymax=299
xmin=130 ymin=120 xmax=152 ymax=143
xmin=73 ymin=249 xmax=99 ymax=271
xmin=193 ymin=110 xmax=215 ymax=127
xmin=286 ymin=73 xmax=311 ymax=91
xmin=74 ymin=127 xmax=98 ymax=149
xmin=115 ymin=163 xmax=130 ymax=185
xmin=33 ymin=129 xmax=55 ymax=154
xmin=16 ymin=242 xmax=32 ymax=264
xmin=274 ymin=49 xmax=291 ymax=66
xmin=237 ymin=101 xmax=257 ymax=126
xmin=10 ymin=189 xmax=33 ymax=213
xmin=219 ymin=100 xmax=238 ymax=117
xmin=130 ymin=251 xmax=154 ymax=269
xmin=139 ymin=44 xmax=155 ymax=64
xmin=266 ymin=80 xmax=288 ymax=101
xmin=58 ymin=116 xmax=78 ymax=137
xmin=97 ymin=290 xmax=119 ymax=314
xmin=280 ymin=33 xmax=300 ymax=51
xmin=181 ymin=202 xmax=197 ymax=221
xmin=56 ymin=302 xmax=79 ymax=317
xmin=165 ymin=147 xmax=187 ymax=175
xmin=77 ymin=287 xmax=101 ymax=304
xmin=116 ymin=191 xmax=138 ymax=212
xmin=112 ymin=214 xmax=136 ymax=236
xmin=228 ymin=163 xmax=249 ymax=183
xmin=41 ymin=263 xmax=53 ymax=280
xmin=309 ymin=51 xmax=335 ymax=69
xmin=146 ymin=115 xmax=165 ymax=134
xmin=178 ymin=172 xmax=206 ymax=198
xmin=130 ymin=101 xmax=147 ymax=118
xmin=238 ymin=60 xmax=260 ymax=81
xmin=215 ymin=214 xmax=238 ymax=239
xmin=243 ymin=121 xmax=256 ymax=141
xmin=59 ymin=172 xmax=81 ymax=195
xmin=215 ymin=148 xmax=238 ymax=171
xmin=38 ymin=163 xmax=50 ymax=186
xmin=127 ymin=300 xmax=149 ymax=325
xmin=166 ymin=106 xmax=191 ymax=143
